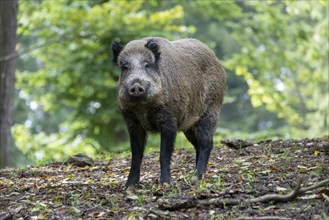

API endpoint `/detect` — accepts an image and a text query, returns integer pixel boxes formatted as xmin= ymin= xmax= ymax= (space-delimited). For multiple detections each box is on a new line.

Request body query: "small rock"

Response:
xmin=65 ymin=153 xmax=94 ymax=167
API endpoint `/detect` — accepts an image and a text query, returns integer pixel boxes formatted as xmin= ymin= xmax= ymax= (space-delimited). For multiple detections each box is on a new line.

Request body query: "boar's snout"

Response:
xmin=126 ymin=79 xmax=149 ymax=101
xmin=129 ymin=83 xmax=145 ymax=97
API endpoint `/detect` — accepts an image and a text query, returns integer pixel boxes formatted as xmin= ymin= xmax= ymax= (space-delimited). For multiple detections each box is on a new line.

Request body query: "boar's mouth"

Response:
xmin=127 ymin=93 xmax=148 ymax=103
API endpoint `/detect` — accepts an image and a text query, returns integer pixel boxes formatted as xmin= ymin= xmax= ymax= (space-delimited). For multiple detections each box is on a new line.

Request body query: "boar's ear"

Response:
xmin=111 ymin=41 xmax=124 ymax=65
xmin=145 ymin=39 xmax=160 ymax=63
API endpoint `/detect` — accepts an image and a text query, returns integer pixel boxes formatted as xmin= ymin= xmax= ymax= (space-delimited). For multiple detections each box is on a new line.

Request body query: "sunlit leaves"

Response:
xmin=12 ymin=124 xmax=99 ymax=162
xmin=16 ymin=0 xmax=190 ymax=162
xmin=189 ymin=1 xmax=242 ymax=20
xmin=228 ymin=1 xmax=328 ymax=133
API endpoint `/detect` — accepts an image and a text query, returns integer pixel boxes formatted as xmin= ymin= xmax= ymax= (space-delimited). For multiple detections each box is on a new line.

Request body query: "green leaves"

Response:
xmin=12 ymin=124 xmax=99 ymax=162
xmin=15 ymin=0 xmax=191 ymax=162
xmin=228 ymin=1 xmax=328 ymax=133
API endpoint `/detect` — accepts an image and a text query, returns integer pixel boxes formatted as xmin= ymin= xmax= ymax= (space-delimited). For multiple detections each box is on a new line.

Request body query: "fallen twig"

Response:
xmin=246 ymin=177 xmax=302 ymax=203
xmin=236 ymin=217 xmax=292 ymax=220
xmin=158 ymin=178 xmax=329 ymax=210
xmin=299 ymin=178 xmax=329 ymax=193
xmin=144 ymin=209 xmax=171 ymax=219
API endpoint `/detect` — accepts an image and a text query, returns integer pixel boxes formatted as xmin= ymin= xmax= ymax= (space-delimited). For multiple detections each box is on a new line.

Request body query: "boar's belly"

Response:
xmin=179 ymin=116 xmax=200 ymax=131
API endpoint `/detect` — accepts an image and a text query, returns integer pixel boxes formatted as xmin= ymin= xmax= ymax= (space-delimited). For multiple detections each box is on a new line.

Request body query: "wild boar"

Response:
xmin=111 ymin=37 xmax=226 ymax=187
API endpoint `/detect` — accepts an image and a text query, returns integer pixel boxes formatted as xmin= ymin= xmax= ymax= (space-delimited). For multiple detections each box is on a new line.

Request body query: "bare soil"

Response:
xmin=0 ymin=137 xmax=328 ymax=219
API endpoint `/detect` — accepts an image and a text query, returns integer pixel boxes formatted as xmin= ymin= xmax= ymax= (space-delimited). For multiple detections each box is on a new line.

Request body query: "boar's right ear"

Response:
xmin=111 ymin=41 xmax=124 ymax=65
xmin=145 ymin=39 xmax=160 ymax=63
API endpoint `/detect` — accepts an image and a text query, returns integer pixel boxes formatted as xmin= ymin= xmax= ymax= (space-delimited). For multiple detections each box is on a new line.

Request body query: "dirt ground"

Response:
xmin=0 ymin=137 xmax=328 ymax=219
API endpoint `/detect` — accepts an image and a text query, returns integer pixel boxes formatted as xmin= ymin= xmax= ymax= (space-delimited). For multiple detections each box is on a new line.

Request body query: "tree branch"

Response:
xmin=299 ymin=178 xmax=329 ymax=193
xmin=158 ymin=177 xmax=329 ymax=211
xmin=0 ymin=40 xmax=56 ymax=62
xmin=246 ymin=177 xmax=302 ymax=203
xmin=0 ymin=35 xmax=83 ymax=62
xmin=236 ymin=217 xmax=292 ymax=220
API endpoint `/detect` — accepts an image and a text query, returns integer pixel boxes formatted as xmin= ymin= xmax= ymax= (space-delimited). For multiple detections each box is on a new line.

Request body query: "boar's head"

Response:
xmin=112 ymin=39 xmax=163 ymax=106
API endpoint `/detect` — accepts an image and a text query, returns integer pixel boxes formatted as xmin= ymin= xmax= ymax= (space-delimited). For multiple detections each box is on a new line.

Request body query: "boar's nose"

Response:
xmin=128 ymin=83 xmax=146 ymax=98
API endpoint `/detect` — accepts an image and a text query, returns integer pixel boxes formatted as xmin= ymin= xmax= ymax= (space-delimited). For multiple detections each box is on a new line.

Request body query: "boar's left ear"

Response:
xmin=145 ymin=39 xmax=160 ymax=63
xmin=111 ymin=41 xmax=124 ymax=65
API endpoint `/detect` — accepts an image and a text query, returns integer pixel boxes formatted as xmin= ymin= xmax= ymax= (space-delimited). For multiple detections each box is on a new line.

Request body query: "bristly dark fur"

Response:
xmin=111 ymin=41 xmax=123 ymax=65
xmin=145 ymin=39 xmax=161 ymax=62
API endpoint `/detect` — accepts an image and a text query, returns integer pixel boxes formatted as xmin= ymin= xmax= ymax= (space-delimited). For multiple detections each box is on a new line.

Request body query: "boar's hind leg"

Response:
xmin=184 ymin=129 xmax=199 ymax=167
xmin=193 ymin=109 xmax=218 ymax=180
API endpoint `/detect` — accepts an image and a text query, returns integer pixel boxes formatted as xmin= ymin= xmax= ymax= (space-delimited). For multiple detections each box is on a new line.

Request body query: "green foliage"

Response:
xmin=12 ymin=124 xmax=98 ymax=163
xmin=178 ymin=0 xmax=288 ymax=136
xmin=226 ymin=1 xmax=328 ymax=135
xmin=15 ymin=0 xmax=191 ymax=163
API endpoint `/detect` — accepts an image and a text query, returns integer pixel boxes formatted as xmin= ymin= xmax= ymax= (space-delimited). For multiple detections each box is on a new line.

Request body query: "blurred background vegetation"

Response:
xmin=12 ymin=0 xmax=328 ymax=166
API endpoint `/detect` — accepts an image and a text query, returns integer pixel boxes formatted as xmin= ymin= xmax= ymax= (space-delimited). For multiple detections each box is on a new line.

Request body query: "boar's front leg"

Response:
xmin=122 ymin=111 xmax=147 ymax=187
xmin=149 ymin=107 xmax=177 ymax=184
xmin=160 ymin=128 xmax=176 ymax=184
xmin=126 ymin=127 xmax=146 ymax=186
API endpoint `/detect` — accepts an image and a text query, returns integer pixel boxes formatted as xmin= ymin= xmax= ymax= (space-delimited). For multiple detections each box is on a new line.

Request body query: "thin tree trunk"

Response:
xmin=0 ymin=0 xmax=18 ymax=168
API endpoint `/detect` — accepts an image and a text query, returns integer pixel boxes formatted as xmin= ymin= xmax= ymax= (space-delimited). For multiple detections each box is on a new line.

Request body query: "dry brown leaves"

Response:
xmin=0 ymin=137 xmax=328 ymax=219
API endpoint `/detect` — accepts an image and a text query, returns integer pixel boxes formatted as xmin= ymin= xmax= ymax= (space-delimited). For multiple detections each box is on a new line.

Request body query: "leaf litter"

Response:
xmin=0 ymin=137 xmax=328 ymax=219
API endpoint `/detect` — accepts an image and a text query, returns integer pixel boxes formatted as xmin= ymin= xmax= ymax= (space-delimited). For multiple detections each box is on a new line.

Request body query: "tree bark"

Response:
xmin=0 ymin=0 xmax=18 ymax=168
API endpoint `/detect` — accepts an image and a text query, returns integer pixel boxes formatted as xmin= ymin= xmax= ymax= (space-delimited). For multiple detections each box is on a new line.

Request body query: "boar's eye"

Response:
xmin=144 ymin=62 xmax=150 ymax=68
xmin=121 ymin=64 xmax=129 ymax=71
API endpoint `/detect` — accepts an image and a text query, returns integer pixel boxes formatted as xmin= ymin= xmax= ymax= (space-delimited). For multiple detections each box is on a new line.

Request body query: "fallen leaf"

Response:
xmin=209 ymin=210 xmax=215 ymax=215
xmin=127 ymin=195 xmax=138 ymax=200
xmin=320 ymin=188 xmax=329 ymax=195
xmin=71 ymin=207 xmax=81 ymax=214
xmin=264 ymin=205 xmax=276 ymax=211
xmin=322 ymin=193 xmax=329 ymax=201
xmin=242 ymin=162 xmax=252 ymax=166
xmin=299 ymin=194 xmax=322 ymax=200
xmin=297 ymin=165 xmax=308 ymax=169
xmin=271 ymin=166 xmax=279 ymax=171
xmin=88 ymin=211 xmax=105 ymax=217
xmin=260 ymin=170 xmax=272 ymax=175
xmin=276 ymin=186 xmax=288 ymax=191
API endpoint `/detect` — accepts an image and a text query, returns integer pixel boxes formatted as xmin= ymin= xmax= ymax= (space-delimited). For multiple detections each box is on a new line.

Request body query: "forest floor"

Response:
xmin=0 ymin=137 xmax=328 ymax=219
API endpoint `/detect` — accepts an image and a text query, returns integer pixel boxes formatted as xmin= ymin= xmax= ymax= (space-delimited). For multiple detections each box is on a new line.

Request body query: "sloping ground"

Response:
xmin=0 ymin=137 xmax=328 ymax=219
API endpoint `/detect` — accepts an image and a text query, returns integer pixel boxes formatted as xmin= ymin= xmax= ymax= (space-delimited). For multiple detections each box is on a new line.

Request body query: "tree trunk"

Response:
xmin=0 ymin=0 xmax=18 ymax=168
